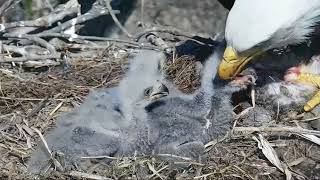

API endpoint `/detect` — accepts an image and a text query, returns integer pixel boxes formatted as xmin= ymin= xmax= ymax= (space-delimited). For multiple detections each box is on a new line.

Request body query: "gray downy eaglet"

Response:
xmin=28 ymin=50 xmax=236 ymax=174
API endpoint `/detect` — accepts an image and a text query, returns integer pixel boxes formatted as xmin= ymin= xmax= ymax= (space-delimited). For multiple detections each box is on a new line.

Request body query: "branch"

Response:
xmin=2 ymin=0 xmax=80 ymax=35
xmin=0 ymin=0 xmax=23 ymax=17
xmin=5 ymin=33 xmax=161 ymax=50
xmin=69 ymin=171 xmax=113 ymax=180
xmin=1 ymin=7 xmax=78 ymax=31
xmin=146 ymin=33 xmax=171 ymax=51
xmin=40 ymin=2 xmax=120 ymax=34
xmin=0 ymin=54 xmax=60 ymax=63
xmin=3 ymin=45 xmax=48 ymax=57
xmin=4 ymin=34 xmax=56 ymax=55
xmin=233 ymin=126 xmax=320 ymax=136
xmin=3 ymin=45 xmax=29 ymax=56
xmin=104 ymin=0 xmax=133 ymax=38
xmin=135 ymin=27 xmax=205 ymax=41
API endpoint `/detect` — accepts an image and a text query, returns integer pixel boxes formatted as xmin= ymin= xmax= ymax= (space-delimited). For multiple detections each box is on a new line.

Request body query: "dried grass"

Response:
xmin=163 ymin=55 xmax=201 ymax=94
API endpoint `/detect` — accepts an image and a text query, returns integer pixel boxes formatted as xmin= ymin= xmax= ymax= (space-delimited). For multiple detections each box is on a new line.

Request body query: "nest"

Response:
xmin=0 ymin=1 xmax=319 ymax=179
xmin=1 ymin=50 xmax=319 ymax=179
xmin=0 ymin=57 xmax=128 ymax=179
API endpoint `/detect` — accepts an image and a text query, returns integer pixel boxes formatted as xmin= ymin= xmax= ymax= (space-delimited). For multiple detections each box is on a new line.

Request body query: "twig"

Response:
xmin=147 ymin=162 xmax=165 ymax=180
xmin=3 ymin=44 xmax=35 ymax=57
xmin=4 ymin=34 xmax=56 ymax=54
xmin=1 ymin=38 xmax=140 ymax=63
xmin=233 ymin=165 xmax=255 ymax=180
xmin=0 ymin=0 xmax=14 ymax=16
xmin=148 ymin=165 xmax=169 ymax=179
xmin=33 ymin=32 xmax=138 ymax=44
xmin=2 ymin=0 xmax=79 ymax=35
xmin=0 ymin=97 xmax=66 ymax=101
xmin=146 ymin=33 xmax=171 ymax=51
xmin=194 ymin=172 xmax=217 ymax=179
xmin=26 ymin=97 xmax=50 ymax=118
xmin=44 ymin=0 xmax=54 ymax=12
xmin=32 ymin=127 xmax=64 ymax=172
xmin=19 ymin=32 xmax=161 ymax=50
xmin=156 ymin=154 xmax=192 ymax=161
xmin=0 ymin=143 xmax=27 ymax=155
xmin=32 ymin=128 xmax=52 ymax=157
xmin=140 ymin=0 xmax=145 ymax=27
xmin=104 ymin=0 xmax=133 ymax=38
xmin=234 ymin=126 xmax=320 ymax=136
xmin=292 ymin=116 xmax=320 ymax=122
xmin=47 ymin=101 xmax=64 ymax=120
xmin=251 ymin=86 xmax=256 ymax=108
xmin=174 ymin=161 xmax=205 ymax=166
xmin=81 ymin=155 xmax=119 ymax=160
xmin=0 ymin=0 xmax=22 ymax=17
xmin=235 ymin=107 xmax=254 ymax=120
xmin=0 ymin=54 xmax=60 ymax=63
xmin=69 ymin=171 xmax=113 ymax=180
xmin=288 ymin=157 xmax=307 ymax=167
xmin=135 ymin=27 xmax=209 ymax=41
xmin=40 ymin=3 xmax=120 ymax=34
xmin=1 ymin=8 xmax=77 ymax=30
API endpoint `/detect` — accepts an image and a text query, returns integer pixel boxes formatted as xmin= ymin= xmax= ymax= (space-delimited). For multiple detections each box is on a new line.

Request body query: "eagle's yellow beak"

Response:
xmin=218 ymin=46 xmax=262 ymax=80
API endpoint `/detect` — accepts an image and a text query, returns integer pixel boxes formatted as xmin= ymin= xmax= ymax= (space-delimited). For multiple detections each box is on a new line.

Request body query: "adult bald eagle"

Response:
xmin=218 ymin=0 xmax=320 ymax=111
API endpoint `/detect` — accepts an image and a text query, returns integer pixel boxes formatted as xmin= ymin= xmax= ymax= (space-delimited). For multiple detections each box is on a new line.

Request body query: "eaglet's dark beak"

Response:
xmin=144 ymin=81 xmax=169 ymax=100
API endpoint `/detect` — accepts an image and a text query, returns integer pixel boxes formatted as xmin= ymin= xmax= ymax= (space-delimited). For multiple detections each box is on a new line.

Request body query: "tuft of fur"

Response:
xmin=126 ymin=50 xmax=234 ymax=158
xmin=27 ymin=88 xmax=124 ymax=173
xmin=118 ymin=50 xmax=166 ymax=121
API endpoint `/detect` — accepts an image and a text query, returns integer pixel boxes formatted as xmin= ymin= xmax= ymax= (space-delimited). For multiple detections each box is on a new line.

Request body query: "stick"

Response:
xmin=104 ymin=0 xmax=133 ymax=38
xmin=6 ymin=34 xmax=57 ymax=54
xmin=0 ymin=7 xmax=77 ymax=30
xmin=135 ymin=27 xmax=208 ymax=41
xmin=7 ymin=32 xmax=161 ymax=50
xmin=40 ymin=3 xmax=119 ymax=34
xmin=146 ymin=33 xmax=170 ymax=50
xmin=3 ymin=0 xmax=79 ymax=35
xmin=0 ymin=0 xmax=22 ymax=17
xmin=0 ymin=54 xmax=60 ymax=63
xmin=69 ymin=171 xmax=113 ymax=180
xmin=233 ymin=126 xmax=320 ymax=136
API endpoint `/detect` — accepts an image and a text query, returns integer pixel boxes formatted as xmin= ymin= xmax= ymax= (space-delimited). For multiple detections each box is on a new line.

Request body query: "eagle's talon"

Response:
xmin=304 ymin=91 xmax=320 ymax=112
xmin=285 ymin=68 xmax=320 ymax=112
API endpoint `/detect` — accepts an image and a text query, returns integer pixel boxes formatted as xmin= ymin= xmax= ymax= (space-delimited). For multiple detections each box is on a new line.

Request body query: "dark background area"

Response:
xmin=0 ymin=0 xmax=230 ymax=37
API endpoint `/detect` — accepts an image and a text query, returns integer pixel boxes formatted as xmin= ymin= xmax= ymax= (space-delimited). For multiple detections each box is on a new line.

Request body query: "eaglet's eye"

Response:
xmin=144 ymin=87 xmax=152 ymax=97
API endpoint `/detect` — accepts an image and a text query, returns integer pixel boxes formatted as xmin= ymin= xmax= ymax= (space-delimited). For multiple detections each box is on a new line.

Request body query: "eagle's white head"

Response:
xmin=218 ymin=0 xmax=320 ymax=80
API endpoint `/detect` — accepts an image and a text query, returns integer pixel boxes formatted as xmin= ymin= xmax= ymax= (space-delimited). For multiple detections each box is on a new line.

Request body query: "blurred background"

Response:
xmin=0 ymin=0 xmax=229 ymax=37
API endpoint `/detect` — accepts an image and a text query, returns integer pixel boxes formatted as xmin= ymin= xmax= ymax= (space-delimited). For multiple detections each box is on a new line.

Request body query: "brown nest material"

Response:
xmin=0 ymin=57 xmax=128 ymax=179
xmin=163 ymin=55 xmax=201 ymax=93
xmin=0 ymin=59 xmax=128 ymax=115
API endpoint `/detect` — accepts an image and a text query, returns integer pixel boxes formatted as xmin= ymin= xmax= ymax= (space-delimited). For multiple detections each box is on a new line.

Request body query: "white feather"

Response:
xmin=225 ymin=0 xmax=320 ymax=52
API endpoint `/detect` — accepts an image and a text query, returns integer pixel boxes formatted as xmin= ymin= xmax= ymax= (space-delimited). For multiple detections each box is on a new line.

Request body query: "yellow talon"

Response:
xmin=304 ymin=91 xmax=320 ymax=112
xmin=293 ymin=73 xmax=320 ymax=111
xmin=295 ymin=73 xmax=320 ymax=88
